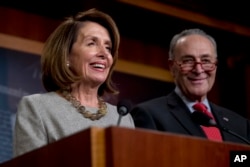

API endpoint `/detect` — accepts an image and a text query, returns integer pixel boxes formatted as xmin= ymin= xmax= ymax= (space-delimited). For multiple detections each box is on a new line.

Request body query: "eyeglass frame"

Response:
xmin=172 ymin=59 xmax=218 ymax=72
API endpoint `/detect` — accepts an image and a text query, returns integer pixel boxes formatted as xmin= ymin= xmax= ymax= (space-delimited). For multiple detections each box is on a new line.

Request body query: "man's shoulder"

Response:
xmin=136 ymin=96 xmax=168 ymax=107
xmin=209 ymin=102 xmax=233 ymax=112
xmin=209 ymin=102 xmax=247 ymax=119
xmin=136 ymin=91 xmax=176 ymax=105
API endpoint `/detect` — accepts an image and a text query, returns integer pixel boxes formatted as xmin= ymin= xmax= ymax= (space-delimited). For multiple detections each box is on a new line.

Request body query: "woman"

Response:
xmin=13 ymin=8 xmax=135 ymax=157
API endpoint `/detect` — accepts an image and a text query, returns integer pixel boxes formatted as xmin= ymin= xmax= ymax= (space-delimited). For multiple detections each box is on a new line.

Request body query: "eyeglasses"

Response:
xmin=174 ymin=60 xmax=217 ymax=72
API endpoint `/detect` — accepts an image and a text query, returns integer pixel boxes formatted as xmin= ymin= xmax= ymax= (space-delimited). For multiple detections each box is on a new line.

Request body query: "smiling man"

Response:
xmin=131 ymin=28 xmax=250 ymax=145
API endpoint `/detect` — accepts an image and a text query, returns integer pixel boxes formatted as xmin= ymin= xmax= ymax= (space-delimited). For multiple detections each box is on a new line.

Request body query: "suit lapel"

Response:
xmin=209 ymin=103 xmax=231 ymax=138
xmin=167 ymin=92 xmax=206 ymax=137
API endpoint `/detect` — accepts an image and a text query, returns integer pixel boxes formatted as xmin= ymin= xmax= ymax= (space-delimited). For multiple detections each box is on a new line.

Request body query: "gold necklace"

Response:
xmin=61 ymin=90 xmax=107 ymax=121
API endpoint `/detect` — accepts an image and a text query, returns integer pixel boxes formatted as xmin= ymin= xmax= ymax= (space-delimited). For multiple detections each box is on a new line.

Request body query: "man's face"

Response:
xmin=169 ymin=34 xmax=217 ymax=101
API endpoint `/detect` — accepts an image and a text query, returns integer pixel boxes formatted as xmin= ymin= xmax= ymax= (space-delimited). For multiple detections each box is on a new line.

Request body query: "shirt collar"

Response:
xmin=174 ymin=86 xmax=211 ymax=113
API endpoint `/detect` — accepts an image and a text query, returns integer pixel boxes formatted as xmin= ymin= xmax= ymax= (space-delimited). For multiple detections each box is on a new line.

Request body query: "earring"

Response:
xmin=66 ymin=62 xmax=70 ymax=67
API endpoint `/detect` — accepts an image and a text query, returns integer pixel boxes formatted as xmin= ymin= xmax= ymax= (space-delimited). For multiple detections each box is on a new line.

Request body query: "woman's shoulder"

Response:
xmin=106 ymin=102 xmax=117 ymax=111
xmin=20 ymin=92 xmax=61 ymax=103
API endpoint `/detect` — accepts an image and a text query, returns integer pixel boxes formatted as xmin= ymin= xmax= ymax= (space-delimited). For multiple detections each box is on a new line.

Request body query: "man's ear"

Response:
xmin=168 ymin=59 xmax=174 ymax=70
xmin=168 ymin=59 xmax=173 ymax=67
xmin=168 ymin=60 xmax=176 ymax=77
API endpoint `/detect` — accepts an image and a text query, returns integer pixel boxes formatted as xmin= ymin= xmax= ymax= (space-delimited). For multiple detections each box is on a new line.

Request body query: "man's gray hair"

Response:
xmin=168 ymin=28 xmax=217 ymax=60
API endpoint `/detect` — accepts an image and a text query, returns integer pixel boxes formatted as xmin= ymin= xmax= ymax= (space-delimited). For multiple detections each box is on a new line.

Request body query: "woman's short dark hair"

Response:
xmin=41 ymin=8 xmax=120 ymax=96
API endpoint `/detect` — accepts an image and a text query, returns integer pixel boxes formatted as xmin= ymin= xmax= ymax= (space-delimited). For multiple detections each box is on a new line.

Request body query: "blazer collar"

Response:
xmin=167 ymin=91 xmax=206 ymax=137
xmin=209 ymin=103 xmax=228 ymax=129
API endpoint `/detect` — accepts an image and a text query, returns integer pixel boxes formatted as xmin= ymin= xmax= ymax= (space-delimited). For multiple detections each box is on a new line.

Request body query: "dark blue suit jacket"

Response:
xmin=131 ymin=91 xmax=250 ymax=145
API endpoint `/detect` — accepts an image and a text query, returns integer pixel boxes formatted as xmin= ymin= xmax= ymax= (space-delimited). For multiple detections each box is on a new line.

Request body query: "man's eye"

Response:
xmin=182 ymin=59 xmax=194 ymax=64
xmin=201 ymin=59 xmax=212 ymax=63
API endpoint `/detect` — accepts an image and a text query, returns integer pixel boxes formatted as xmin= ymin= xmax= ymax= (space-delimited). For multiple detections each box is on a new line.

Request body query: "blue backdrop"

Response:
xmin=0 ymin=47 xmax=45 ymax=163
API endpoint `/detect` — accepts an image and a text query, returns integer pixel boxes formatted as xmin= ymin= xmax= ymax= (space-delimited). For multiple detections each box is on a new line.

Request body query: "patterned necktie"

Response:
xmin=192 ymin=103 xmax=222 ymax=141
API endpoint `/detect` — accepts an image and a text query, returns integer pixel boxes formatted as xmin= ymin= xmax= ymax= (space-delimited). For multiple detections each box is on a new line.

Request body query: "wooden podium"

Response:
xmin=1 ymin=126 xmax=250 ymax=167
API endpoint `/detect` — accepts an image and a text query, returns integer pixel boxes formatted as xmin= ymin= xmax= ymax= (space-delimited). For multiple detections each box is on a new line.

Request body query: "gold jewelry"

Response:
xmin=61 ymin=90 xmax=107 ymax=121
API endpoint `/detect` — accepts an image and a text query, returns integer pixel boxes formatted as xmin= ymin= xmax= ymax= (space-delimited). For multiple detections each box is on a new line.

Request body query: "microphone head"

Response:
xmin=191 ymin=111 xmax=217 ymax=127
xmin=117 ymin=99 xmax=132 ymax=116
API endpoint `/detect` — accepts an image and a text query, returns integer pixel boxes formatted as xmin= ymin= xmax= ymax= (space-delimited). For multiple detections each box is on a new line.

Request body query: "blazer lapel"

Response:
xmin=209 ymin=103 xmax=231 ymax=138
xmin=167 ymin=92 xmax=206 ymax=138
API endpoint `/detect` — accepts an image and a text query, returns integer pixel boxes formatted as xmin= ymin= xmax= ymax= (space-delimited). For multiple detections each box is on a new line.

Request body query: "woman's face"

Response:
xmin=69 ymin=21 xmax=113 ymax=87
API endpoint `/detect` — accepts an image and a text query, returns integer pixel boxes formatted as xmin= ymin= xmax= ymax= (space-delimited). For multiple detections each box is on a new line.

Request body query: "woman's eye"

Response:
xmin=88 ymin=42 xmax=95 ymax=46
xmin=106 ymin=46 xmax=111 ymax=52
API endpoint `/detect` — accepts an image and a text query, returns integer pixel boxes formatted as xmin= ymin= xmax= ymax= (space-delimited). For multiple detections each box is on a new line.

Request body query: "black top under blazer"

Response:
xmin=131 ymin=91 xmax=250 ymax=145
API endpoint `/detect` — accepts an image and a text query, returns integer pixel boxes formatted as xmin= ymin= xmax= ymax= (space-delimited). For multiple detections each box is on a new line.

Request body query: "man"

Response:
xmin=131 ymin=28 xmax=250 ymax=144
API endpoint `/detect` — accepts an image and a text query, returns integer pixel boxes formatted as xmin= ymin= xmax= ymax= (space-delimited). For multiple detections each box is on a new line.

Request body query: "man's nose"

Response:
xmin=193 ymin=62 xmax=204 ymax=72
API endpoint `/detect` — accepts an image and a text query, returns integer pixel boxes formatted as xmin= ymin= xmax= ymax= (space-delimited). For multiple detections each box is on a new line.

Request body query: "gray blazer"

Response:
xmin=14 ymin=92 xmax=135 ymax=157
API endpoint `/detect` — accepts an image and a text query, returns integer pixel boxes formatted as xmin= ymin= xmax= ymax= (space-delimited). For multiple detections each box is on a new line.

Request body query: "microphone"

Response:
xmin=116 ymin=99 xmax=132 ymax=126
xmin=191 ymin=111 xmax=217 ymax=127
xmin=191 ymin=111 xmax=250 ymax=145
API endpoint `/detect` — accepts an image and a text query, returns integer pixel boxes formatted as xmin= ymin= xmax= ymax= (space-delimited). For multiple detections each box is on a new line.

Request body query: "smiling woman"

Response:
xmin=12 ymin=8 xmax=135 ymax=157
xmin=67 ymin=21 xmax=114 ymax=88
xmin=0 ymin=31 xmax=174 ymax=164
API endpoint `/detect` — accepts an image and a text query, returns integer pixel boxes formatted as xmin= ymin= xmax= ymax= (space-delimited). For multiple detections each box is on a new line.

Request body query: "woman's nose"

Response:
xmin=98 ymin=45 xmax=109 ymax=58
